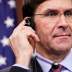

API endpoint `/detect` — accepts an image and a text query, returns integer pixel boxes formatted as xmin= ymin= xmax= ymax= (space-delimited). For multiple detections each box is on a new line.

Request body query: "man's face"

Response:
xmin=34 ymin=0 xmax=72 ymax=53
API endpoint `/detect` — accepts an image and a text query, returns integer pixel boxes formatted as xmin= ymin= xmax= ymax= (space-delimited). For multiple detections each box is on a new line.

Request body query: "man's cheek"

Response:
xmin=69 ymin=24 xmax=72 ymax=31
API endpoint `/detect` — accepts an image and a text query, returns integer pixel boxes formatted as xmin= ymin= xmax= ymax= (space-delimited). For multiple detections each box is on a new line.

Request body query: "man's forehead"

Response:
xmin=35 ymin=0 xmax=72 ymax=13
xmin=39 ymin=0 xmax=72 ymax=8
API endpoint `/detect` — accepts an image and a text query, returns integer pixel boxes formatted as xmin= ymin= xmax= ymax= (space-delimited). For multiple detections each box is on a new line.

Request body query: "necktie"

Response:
xmin=49 ymin=63 xmax=62 ymax=72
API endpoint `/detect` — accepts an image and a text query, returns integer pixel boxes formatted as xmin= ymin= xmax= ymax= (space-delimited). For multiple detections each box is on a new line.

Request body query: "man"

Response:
xmin=0 ymin=0 xmax=72 ymax=72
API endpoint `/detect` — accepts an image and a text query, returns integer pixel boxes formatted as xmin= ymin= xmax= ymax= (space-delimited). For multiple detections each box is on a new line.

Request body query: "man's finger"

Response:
xmin=17 ymin=19 xmax=26 ymax=29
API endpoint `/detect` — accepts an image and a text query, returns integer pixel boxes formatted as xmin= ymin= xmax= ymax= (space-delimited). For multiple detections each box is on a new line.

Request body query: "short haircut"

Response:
xmin=23 ymin=0 xmax=46 ymax=17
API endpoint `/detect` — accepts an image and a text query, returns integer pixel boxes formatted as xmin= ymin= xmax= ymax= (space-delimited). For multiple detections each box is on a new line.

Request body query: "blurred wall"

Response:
xmin=16 ymin=0 xmax=24 ymax=23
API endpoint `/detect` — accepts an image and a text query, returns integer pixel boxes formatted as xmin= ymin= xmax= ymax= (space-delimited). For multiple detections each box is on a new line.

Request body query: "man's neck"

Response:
xmin=36 ymin=43 xmax=70 ymax=63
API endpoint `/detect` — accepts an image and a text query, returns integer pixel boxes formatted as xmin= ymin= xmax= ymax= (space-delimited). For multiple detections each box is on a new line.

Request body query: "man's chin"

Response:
xmin=52 ymin=44 xmax=72 ymax=52
xmin=52 ymin=37 xmax=72 ymax=51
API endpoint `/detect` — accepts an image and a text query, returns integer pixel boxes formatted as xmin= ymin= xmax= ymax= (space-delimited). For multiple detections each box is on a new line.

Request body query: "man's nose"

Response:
xmin=57 ymin=15 xmax=68 ymax=30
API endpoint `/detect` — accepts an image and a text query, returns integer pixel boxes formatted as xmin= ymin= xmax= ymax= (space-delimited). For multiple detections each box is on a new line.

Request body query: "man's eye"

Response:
xmin=44 ymin=11 xmax=58 ymax=16
xmin=65 ymin=10 xmax=72 ymax=16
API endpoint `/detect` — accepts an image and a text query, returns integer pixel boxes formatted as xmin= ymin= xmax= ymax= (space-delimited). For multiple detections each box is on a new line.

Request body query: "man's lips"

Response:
xmin=53 ymin=34 xmax=71 ymax=38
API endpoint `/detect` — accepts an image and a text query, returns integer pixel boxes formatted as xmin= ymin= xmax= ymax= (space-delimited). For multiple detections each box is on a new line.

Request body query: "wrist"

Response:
xmin=16 ymin=56 xmax=31 ymax=67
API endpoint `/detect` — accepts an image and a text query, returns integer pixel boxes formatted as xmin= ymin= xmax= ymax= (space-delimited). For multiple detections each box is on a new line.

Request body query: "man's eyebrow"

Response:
xmin=44 ymin=8 xmax=72 ymax=13
xmin=43 ymin=9 xmax=59 ymax=13
xmin=65 ymin=8 xmax=72 ymax=11
xmin=35 ymin=9 xmax=58 ymax=15
xmin=35 ymin=8 xmax=72 ymax=15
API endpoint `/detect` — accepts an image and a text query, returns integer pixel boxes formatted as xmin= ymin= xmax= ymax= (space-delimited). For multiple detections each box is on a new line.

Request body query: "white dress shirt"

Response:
xmin=36 ymin=49 xmax=72 ymax=72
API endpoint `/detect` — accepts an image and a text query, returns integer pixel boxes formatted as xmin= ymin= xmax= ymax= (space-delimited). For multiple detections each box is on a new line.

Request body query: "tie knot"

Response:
xmin=52 ymin=63 xmax=60 ymax=69
xmin=49 ymin=63 xmax=62 ymax=72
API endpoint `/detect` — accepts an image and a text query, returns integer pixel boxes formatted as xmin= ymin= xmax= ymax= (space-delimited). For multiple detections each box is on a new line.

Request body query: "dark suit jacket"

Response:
xmin=0 ymin=57 xmax=43 ymax=72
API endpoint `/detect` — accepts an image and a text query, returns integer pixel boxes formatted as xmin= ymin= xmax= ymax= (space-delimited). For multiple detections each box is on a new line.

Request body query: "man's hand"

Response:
xmin=9 ymin=19 xmax=39 ymax=67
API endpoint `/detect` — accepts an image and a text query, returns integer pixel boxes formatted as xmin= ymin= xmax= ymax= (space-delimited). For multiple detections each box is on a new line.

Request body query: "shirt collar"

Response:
xmin=36 ymin=53 xmax=53 ymax=72
xmin=60 ymin=49 xmax=72 ymax=72
xmin=35 ymin=48 xmax=72 ymax=72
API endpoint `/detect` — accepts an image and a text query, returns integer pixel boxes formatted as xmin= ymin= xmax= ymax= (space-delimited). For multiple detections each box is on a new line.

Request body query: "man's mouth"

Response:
xmin=53 ymin=34 xmax=71 ymax=38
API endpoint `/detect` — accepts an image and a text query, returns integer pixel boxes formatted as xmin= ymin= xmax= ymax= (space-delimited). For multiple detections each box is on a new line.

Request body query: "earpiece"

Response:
xmin=25 ymin=17 xmax=35 ymax=30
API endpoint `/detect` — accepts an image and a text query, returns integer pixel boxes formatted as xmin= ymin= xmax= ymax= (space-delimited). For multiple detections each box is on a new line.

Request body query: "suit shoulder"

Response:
xmin=0 ymin=66 xmax=12 ymax=72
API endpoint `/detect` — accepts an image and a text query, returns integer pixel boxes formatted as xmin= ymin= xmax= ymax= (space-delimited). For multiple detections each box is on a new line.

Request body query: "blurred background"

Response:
xmin=0 ymin=0 xmax=24 ymax=69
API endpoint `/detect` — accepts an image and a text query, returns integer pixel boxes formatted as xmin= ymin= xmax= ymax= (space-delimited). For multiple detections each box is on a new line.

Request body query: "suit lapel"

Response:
xmin=30 ymin=57 xmax=43 ymax=72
